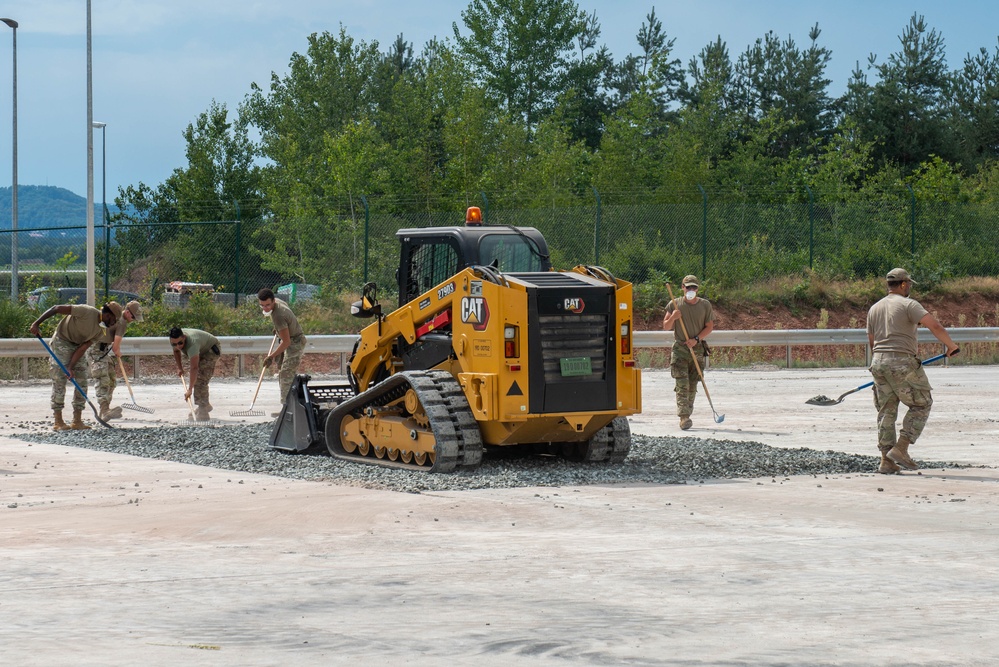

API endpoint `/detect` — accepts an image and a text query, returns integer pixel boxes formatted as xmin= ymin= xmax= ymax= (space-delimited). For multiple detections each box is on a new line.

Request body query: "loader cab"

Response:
xmin=395 ymin=224 xmax=552 ymax=307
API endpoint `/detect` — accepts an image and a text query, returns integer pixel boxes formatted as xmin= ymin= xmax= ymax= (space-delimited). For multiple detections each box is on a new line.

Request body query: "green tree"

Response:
xmin=734 ymin=25 xmax=836 ymax=158
xmin=951 ymin=43 xmax=999 ymax=171
xmin=844 ymin=14 xmax=957 ymax=171
xmin=453 ymin=0 xmax=585 ymax=133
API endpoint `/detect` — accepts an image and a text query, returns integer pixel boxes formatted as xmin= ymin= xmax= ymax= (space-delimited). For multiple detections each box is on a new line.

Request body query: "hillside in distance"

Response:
xmin=0 ymin=185 xmax=110 ymax=230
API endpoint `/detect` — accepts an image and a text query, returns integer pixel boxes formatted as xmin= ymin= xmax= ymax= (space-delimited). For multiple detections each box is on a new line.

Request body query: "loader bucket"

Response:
xmin=269 ymin=374 xmax=354 ymax=453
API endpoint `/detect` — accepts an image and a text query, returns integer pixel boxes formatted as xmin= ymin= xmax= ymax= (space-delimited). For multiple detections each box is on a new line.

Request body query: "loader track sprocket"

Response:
xmin=324 ymin=370 xmax=483 ymax=472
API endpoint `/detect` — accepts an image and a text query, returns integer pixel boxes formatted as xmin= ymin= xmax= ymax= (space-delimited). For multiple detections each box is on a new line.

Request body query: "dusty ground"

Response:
xmin=2 ymin=367 xmax=999 ymax=665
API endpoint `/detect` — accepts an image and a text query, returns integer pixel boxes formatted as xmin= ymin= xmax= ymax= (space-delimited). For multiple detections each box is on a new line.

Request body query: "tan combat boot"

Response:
xmin=878 ymin=446 xmax=900 ymax=474
xmin=53 ymin=410 xmax=70 ymax=432
xmin=99 ymin=400 xmax=111 ymax=420
xmin=679 ymin=416 xmax=693 ymax=430
xmin=70 ymin=409 xmax=91 ymax=431
xmin=887 ymin=435 xmax=918 ymax=470
xmin=107 ymin=406 xmax=123 ymax=419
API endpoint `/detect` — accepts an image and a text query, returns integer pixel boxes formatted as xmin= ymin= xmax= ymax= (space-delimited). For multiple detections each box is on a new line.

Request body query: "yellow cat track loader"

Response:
xmin=270 ymin=207 xmax=642 ymax=472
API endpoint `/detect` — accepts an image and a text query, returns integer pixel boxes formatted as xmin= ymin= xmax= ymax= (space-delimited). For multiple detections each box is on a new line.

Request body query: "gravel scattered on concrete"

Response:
xmin=11 ymin=421 xmax=968 ymax=493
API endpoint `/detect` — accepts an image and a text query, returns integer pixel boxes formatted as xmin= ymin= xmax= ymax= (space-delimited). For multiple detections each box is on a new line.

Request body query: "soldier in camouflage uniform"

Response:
xmin=169 ymin=326 xmax=221 ymax=421
xmin=867 ymin=268 xmax=959 ymax=474
xmin=30 ymin=301 xmax=121 ymax=431
xmin=86 ymin=300 xmax=143 ymax=421
xmin=663 ymin=275 xmax=715 ymax=430
xmin=258 ymin=288 xmax=307 ymax=414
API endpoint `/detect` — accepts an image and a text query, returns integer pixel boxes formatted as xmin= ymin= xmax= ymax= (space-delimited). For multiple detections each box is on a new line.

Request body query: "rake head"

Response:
xmin=229 ymin=408 xmax=264 ymax=417
xmin=122 ymin=402 xmax=155 ymax=415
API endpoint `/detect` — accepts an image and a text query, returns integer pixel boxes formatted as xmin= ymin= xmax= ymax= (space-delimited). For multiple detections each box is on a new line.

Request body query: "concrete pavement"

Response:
xmin=2 ymin=366 xmax=998 ymax=665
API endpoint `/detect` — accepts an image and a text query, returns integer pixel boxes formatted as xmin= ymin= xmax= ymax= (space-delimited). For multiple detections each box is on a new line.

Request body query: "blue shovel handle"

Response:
xmin=35 ymin=334 xmax=113 ymax=428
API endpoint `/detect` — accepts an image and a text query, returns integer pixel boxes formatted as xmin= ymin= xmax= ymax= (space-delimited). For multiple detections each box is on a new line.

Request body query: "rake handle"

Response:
xmin=180 ymin=373 xmax=198 ymax=417
xmin=247 ymin=334 xmax=280 ymax=408
xmin=117 ymin=355 xmax=139 ymax=401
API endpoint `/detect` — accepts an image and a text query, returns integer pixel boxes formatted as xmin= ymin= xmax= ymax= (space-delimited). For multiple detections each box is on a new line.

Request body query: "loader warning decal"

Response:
xmin=507 ymin=380 xmax=524 ymax=396
xmin=461 ymin=296 xmax=489 ymax=331
xmin=564 ymin=297 xmax=585 ymax=313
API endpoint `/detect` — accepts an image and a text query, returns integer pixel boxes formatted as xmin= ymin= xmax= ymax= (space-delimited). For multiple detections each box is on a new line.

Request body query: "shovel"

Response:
xmin=230 ymin=334 xmax=278 ymax=416
xmin=118 ymin=356 xmax=154 ymax=414
xmin=805 ymin=351 xmax=955 ymax=406
xmin=35 ymin=334 xmax=113 ymax=429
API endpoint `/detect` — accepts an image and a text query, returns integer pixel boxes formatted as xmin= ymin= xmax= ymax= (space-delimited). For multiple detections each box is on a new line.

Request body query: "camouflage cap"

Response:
xmin=886 ymin=268 xmax=917 ymax=284
xmin=682 ymin=274 xmax=700 ymax=288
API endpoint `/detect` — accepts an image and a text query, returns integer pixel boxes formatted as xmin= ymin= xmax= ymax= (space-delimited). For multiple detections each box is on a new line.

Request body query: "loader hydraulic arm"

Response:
xmin=349 ymin=267 xmax=479 ymax=393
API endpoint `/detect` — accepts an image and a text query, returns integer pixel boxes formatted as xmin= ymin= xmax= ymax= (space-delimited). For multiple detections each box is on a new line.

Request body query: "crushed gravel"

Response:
xmin=10 ymin=421 xmax=964 ymax=493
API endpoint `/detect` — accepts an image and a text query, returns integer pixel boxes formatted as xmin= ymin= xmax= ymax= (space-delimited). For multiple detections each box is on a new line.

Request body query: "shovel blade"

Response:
xmin=805 ymin=395 xmax=842 ymax=406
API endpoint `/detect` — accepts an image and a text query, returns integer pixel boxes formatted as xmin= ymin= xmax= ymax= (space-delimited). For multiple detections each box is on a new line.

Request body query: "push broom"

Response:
xmin=118 ymin=356 xmax=154 ymax=414
xmin=230 ymin=334 xmax=278 ymax=417
xmin=665 ymin=282 xmax=725 ymax=424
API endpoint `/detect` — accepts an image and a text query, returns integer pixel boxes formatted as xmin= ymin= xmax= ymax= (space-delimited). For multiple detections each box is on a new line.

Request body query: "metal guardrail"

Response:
xmin=3 ymin=328 xmax=997 ymax=378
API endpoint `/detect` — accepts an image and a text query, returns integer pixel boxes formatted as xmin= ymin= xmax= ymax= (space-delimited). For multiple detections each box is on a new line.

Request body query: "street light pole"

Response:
xmin=1 ymin=18 xmax=17 ymax=300
xmin=85 ymin=0 xmax=95 ymax=305
xmin=93 ymin=121 xmax=107 ymax=298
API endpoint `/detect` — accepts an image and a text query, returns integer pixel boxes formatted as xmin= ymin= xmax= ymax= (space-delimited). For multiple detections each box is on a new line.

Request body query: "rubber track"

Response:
xmin=325 ymin=370 xmax=483 ymax=473
xmin=581 ymin=416 xmax=632 ymax=463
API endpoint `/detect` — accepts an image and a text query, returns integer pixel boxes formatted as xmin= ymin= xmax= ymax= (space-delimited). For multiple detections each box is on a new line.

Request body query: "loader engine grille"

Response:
xmin=539 ymin=314 xmax=608 ymax=382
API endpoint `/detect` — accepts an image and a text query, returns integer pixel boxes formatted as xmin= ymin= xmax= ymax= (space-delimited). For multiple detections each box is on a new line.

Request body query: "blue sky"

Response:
xmin=0 ymin=0 xmax=997 ymax=203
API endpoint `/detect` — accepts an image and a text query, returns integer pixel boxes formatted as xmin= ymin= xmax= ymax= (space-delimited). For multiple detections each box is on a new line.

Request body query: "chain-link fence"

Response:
xmin=3 ymin=189 xmax=999 ymax=303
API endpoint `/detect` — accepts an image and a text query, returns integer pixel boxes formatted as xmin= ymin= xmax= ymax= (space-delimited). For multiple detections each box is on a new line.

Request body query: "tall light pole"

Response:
xmin=1 ymin=18 xmax=17 ymax=300
xmin=85 ymin=0 xmax=95 ymax=305
xmin=92 ymin=121 xmax=107 ymax=298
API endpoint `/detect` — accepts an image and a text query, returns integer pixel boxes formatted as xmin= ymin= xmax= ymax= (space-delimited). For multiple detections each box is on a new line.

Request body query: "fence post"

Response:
xmin=480 ymin=192 xmax=489 ymax=225
xmin=906 ymin=184 xmax=916 ymax=256
xmin=233 ymin=200 xmax=241 ymax=308
xmin=591 ymin=187 xmax=601 ymax=265
xmin=805 ymin=184 xmax=814 ymax=269
xmin=696 ymin=184 xmax=707 ymax=276
xmin=360 ymin=195 xmax=369 ymax=283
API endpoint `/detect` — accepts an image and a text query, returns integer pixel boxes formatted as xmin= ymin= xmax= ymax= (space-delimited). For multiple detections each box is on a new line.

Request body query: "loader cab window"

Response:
xmin=403 ymin=241 xmax=460 ymax=305
xmin=479 ymin=234 xmax=546 ymax=272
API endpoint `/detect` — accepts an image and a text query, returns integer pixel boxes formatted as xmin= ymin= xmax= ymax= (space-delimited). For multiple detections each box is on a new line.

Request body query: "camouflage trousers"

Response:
xmin=192 ymin=349 xmax=220 ymax=414
xmin=870 ymin=354 xmax=933 ymax=452
xmin=47 ymin=337 xmax=88 ymax=412
xmin=86 ymin=345 xmax=117 ymax=405
xmin=671 ymin=342 xmax=707 ymax=418
xmin=276 ymin=334 xmax=306 ymax=402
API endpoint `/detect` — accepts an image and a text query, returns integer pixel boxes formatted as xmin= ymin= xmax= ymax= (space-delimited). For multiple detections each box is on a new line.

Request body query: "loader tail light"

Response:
xmin=620 ymin=321 xmax=631 ymax=355
xmin=504 ymin=325 xmax=519 ymax=358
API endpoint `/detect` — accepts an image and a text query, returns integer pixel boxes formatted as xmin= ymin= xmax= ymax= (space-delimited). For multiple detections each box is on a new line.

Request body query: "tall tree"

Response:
xmin=843 ymin=14 xmax=956 ymax=171
xmin=951 ymin=42 xmax=999 ymax=171
xmin=734 ymin=25 xmax=836 ymax=157
xmin=453 ymin=0 xmax=585 ymax=133
xmin=607 ymin=7 xmax=683 ymax=117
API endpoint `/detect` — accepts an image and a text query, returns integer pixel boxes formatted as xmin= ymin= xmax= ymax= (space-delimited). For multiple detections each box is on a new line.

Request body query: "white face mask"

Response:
xmin=262 ymin=309 xmax=273 ymax=318
xmin=685 ymin=290 xmax=697 ymax=301
xmin=99 ymin=321 xmax=108 ymax=329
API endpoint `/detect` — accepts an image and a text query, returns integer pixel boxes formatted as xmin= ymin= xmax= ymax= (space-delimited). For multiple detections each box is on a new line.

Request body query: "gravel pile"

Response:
xmin=9 ymin=422 xmax=936 ymax=493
